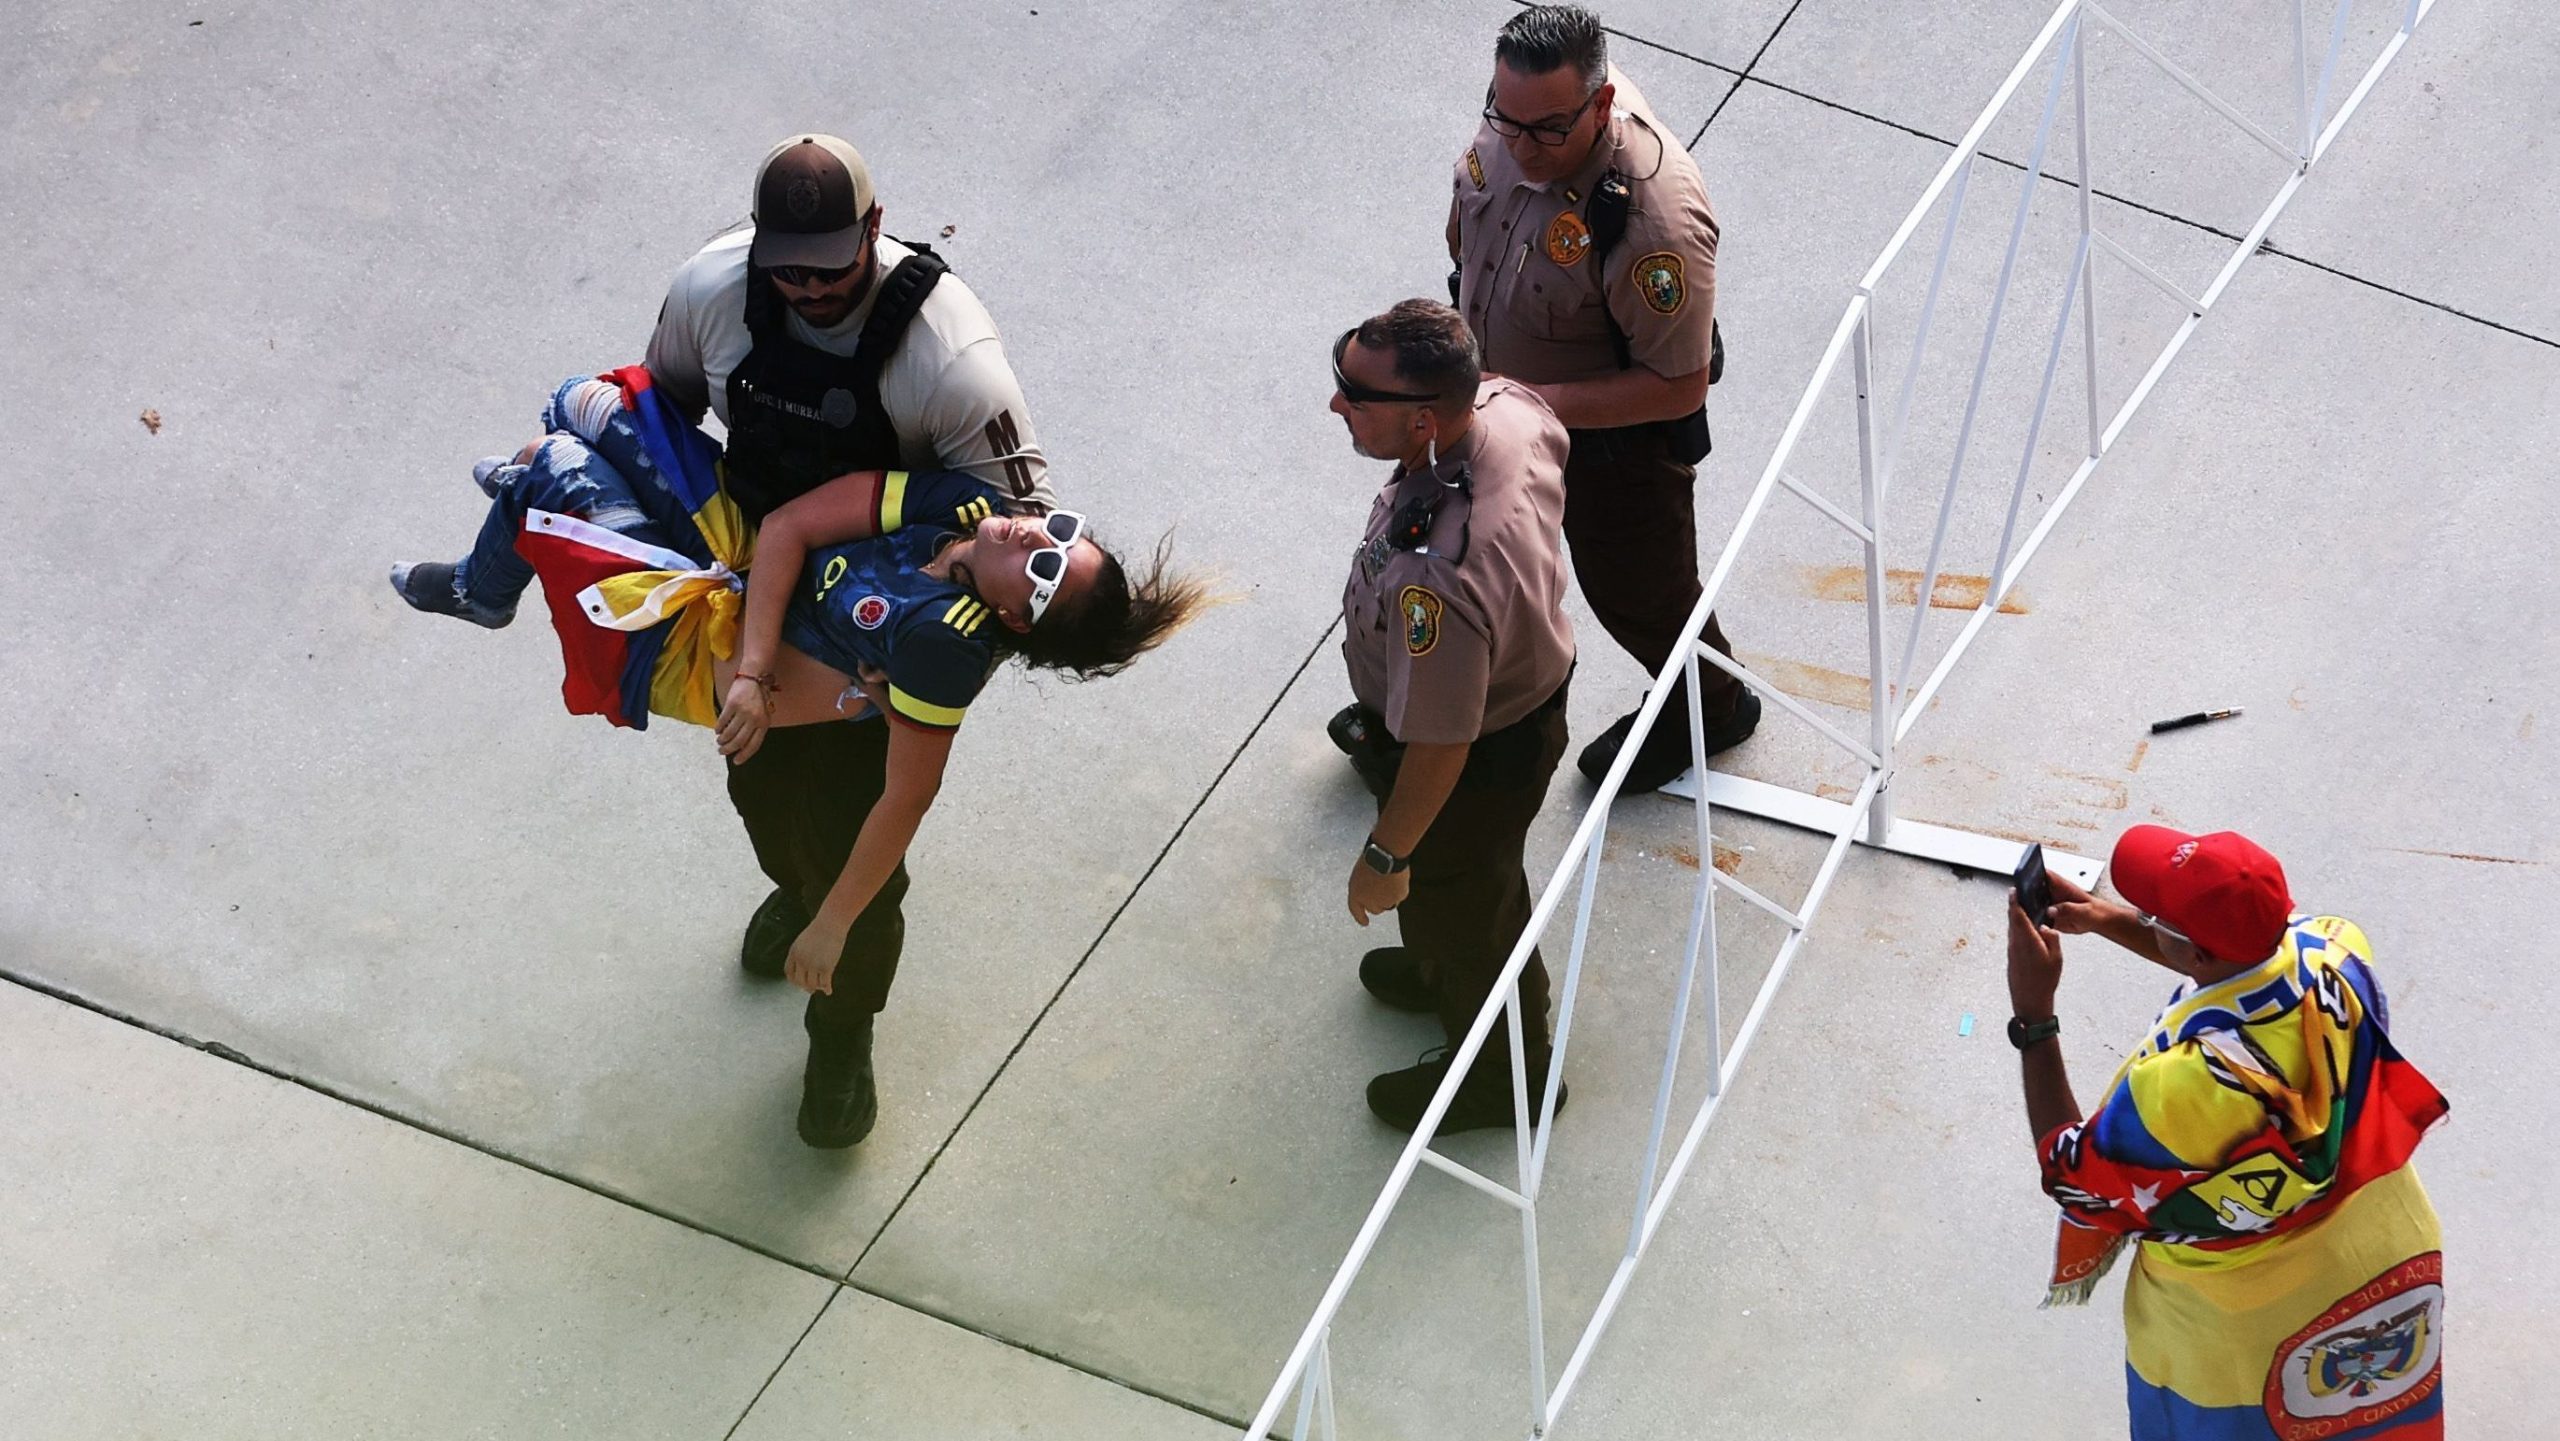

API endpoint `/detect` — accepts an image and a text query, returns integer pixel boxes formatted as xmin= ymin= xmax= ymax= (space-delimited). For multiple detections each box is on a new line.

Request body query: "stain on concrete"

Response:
xmin=1736 ymin=651 xmax=1905 ymax=711
xmin=1657 ymin=842 xmax=1744 ymax=874
xmin=1801 ymin=564 xmax=2030 ymax=614
xmin=2045 ymin=767 xmax=2130 ymax=811
xmin=2126 ymin=740 xmax=2150 ymax=773
xmin=2382 ymin=847 xmax=2544 ymax=868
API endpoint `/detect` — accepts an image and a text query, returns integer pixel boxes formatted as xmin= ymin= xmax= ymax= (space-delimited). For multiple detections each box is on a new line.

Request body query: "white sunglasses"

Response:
xmin=1022 ymin=510 xmax=1088 ymax=625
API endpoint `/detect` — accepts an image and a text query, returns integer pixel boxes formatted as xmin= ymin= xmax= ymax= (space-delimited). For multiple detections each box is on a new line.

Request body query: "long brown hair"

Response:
xmin=1004 ymin=533 xmax=1208 ymax=680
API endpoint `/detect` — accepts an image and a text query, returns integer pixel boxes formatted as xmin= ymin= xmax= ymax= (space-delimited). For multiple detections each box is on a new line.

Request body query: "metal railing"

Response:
xmin=1246 ymin=2 xmax=2437 ymax=1435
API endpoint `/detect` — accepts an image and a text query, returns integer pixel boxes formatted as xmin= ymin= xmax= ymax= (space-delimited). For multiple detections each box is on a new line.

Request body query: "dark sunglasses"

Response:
xmin=769 ymin=259 xmax=861 ymax=288
xmin=1332 ymin=329 xmax=1440 ymax=406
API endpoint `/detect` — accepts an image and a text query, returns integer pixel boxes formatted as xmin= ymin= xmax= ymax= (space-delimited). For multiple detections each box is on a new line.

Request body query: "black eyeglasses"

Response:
xmin=770 ymin=259 xmax=861 ymax=288
xmin=1332 ymin=330 xmax=1439 ymax=406
xmin=1482 ymin=85 xmax=1600 ymax=147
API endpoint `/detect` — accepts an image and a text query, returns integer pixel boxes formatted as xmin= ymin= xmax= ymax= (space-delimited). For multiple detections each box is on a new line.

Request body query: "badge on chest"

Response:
xmin=1545 ymin=210 xmax=1593 ymax=267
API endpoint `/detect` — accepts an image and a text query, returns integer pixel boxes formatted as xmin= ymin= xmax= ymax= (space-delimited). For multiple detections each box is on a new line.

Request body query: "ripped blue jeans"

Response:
xmin=454 ymin=377 xmax=707 ymax=610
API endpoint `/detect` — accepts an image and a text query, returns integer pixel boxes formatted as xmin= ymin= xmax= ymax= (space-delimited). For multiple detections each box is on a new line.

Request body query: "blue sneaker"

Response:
xmin=389 ymin=560 xmax=516 ymax=629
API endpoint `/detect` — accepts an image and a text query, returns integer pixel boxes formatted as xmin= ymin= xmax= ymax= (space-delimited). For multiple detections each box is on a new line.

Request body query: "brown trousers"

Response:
xmin=1385 ymin=683 xmax=1570 ymax=1089
xmin=724 ymin=719 xmax=910 ymax=1031
xmin=1562 ymin=422 xmax=1743 ymax=718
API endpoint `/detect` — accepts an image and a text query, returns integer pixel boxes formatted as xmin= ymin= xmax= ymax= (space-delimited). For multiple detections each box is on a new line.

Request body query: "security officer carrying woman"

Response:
xmin=1330 ymin=300 xmax=1576 ymax=1133
xmin=1448 ymin=4 xmax=1757 ymax=793
xmin=643 ymin=134 xmax=1054 ymax=1149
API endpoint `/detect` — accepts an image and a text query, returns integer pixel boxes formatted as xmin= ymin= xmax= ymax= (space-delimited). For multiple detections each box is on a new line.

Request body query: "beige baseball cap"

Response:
xmin=750 ymin=134 xmax=877 ymax=270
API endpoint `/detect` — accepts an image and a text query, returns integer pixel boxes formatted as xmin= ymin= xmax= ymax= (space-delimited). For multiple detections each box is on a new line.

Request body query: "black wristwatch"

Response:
xmin=2007 ymin=1014 xmax=2061 ymax=1050
xmin=1360 ymin=836 xmax=1411 ymax=875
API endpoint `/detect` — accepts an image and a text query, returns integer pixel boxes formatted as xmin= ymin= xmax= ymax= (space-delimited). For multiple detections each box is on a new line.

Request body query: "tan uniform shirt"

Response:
xmin=1342 ymin=380 xmax=1575 ymax=746
xmin=644 ymin=230 xmax=1057 ymax=509
xmin=1452 ymin=69 xmax=1720 ymax=387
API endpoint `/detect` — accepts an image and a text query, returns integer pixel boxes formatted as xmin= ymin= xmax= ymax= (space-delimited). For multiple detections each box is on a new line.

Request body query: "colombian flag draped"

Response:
xmin=2037 ymin=916 xmax=2450 ymax=1439
xmin=511 ymin=366 xmax=753 ymax=730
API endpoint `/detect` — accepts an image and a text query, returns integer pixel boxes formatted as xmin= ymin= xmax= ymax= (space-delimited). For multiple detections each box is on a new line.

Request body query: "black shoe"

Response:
xmin=1358 ymin=947 xmax=1434 ymax=1014
xmin=1365 ymin=1048 xmax=1567 ymax=1135
xmin=798 ymin=1018 xmax=878 ymax=1149
xmin=389 ymin=560 xmax=515 ymax=629
xmin=740 ymin=888 xmax=806 ymax=979
xmin=1579 ymin=688 xmax=1762 ymax=793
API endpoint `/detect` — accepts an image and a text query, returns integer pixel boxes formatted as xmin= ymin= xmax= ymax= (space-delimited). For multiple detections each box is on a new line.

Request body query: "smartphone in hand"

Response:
xmin=2013 ymin=843 xmax=2055 ymax=928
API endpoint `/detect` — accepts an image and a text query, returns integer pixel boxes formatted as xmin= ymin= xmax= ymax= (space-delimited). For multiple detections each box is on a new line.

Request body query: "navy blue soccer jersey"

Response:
xmin=776 ymin=470 xmax=1008 ymax=731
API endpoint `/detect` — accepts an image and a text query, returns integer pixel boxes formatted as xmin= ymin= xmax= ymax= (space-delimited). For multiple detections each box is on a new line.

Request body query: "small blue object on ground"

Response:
xmin=1958 ymin=1012 xmax=1976 ymax=1037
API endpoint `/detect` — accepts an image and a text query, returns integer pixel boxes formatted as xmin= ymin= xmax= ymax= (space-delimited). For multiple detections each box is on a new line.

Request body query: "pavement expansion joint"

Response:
xmin=1722 ymin=72 xmax=2555 ymax=350
xmin=846 ymin=613 xmax=1349 ymax=1275
xmin=0 ymin=969 xmax=839 ymax=1285
xmin=1699 ymin=0 xmax=1814 ymax=139
xmin=8 ymin=967 xmax=1254 ymax=1433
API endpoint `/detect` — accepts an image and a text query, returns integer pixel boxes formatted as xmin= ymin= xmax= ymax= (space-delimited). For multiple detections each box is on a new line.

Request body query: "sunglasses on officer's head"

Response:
xmin=1023 ymin=510 xmax=1088 ymax=626
xmin=770 ymin=259 xmax=861 ymax=288
xmin=1332 ymin=330 xmax=1441 ymax=406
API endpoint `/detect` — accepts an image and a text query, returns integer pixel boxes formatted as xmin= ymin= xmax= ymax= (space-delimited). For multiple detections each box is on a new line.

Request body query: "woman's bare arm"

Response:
xmin=787 ymin=721 xmax=956 ymax=995
xmin=730 ymin=470 xmax=891 ymax=680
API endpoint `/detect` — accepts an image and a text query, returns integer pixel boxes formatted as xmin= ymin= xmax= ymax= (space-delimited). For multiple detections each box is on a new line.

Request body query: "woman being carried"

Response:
xmin=392 ymin=371 xmax=1201 ymax=1147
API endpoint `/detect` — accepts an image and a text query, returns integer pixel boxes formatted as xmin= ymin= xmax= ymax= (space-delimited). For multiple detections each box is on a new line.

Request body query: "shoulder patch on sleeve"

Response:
xmin=940 ymin=596 xmax=992 ymax=637
xmin=1399 ymin=585 xmax=1444 ymax=657
xmin=1466 ymin=147 xmax=1486 ymax=190
xmin=1633 ymin=250 xmax=1686 ymax=315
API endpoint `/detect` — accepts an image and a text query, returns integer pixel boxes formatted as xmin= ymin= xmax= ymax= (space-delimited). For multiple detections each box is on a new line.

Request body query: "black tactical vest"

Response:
xmin=722 ymin=242 xmax=949 ymax=525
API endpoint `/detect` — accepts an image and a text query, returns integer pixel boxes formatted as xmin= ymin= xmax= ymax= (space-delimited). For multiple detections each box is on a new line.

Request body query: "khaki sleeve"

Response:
xmin=642 ymin=264 xmax=713 ymax=426
xmin=1380 ymin=577 xmax=1491 ymax=746
xmin=910 ymin=339 xmax=1056 ymax=510
xmin=1603 ymin=187 xmax=1719 ymax=381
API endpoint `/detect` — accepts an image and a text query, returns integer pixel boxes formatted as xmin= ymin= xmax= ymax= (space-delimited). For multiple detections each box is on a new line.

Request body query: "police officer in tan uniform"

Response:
xmin=1448 ymin=5 xmax=1758 ymax=793
xmin=1330 ymin=300 xmax=1576 ymax=1134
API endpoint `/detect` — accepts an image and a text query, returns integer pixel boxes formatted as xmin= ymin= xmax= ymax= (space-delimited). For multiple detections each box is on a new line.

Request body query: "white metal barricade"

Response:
xmin=1246 ymin=2 xmax=2437 ymax=1435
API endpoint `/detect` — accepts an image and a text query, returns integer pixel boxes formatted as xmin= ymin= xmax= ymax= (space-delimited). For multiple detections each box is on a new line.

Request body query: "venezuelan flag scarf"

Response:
xmin=512 ymin=366 xmax=753 ymax=729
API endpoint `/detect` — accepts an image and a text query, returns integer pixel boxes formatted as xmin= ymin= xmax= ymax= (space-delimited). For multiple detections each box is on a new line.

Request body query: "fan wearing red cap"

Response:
xmin=2107 ymin=825 xmax=2295 ymax=966
xmin=2001 ymin=825 xmax=2449 ymax=1438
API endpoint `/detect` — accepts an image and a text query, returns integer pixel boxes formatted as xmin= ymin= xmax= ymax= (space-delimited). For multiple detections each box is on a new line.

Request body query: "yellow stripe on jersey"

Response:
xmin=942 ymin=597 xmax=990 ymax=635
xmin=956 ymin=497 xmax=992 ymax=528
xmin=877 ymin=471 xmax=911 ymax=533
xmin=889 ymin=684 xmax=967 ymax=729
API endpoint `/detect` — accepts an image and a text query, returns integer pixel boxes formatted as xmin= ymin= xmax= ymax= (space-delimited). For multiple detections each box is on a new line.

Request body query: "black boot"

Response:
xmin=1357 ymin=947 xmax=1435 ymax=1013
xmin=798 ymin=1016 xmax=878 ymax=1149
xmin=1579 ymin=687 xmax=1762 ymax=793
xmin=739 ymin=888 xmax=806 ymax=979
xmin=1365 ymin=1047 xmax=1567 ymax=1135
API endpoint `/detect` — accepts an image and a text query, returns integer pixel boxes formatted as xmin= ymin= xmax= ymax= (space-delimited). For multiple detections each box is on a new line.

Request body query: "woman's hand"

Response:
xmin=786 ymin=916 xmax=849 ymax=996
xmin=716 ymin=674 xmax=773 ymax=764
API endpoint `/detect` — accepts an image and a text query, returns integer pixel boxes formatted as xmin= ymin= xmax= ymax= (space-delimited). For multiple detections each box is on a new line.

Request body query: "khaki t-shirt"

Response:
xmin=644 ymin=230 xmax=1056 ymax=508
xmin=1452 ymin=69 xmax=1720 ymax=388
xmin=1341 ymin=380 xmax=1575 ymax=745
